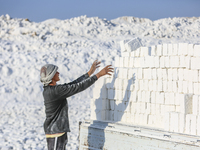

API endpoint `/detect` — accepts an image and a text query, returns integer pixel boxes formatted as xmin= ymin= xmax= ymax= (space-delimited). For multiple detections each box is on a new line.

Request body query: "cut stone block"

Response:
xmin=163 ymin=44 xmax=168 ymax=56
xmin=156 ymin=45 xmax=163 ymax=56
xmin=193 ymin=44 xmax=200 ymax=57
xmin=188 ymin=44 xmax=194 ymax=56
xmin=180 ymin=94 xmax=193 ymax=114
xmin=124 ymin=37 xmax=143 ymax=52
xmin=120 ymin=39 xmax=130 ymax=52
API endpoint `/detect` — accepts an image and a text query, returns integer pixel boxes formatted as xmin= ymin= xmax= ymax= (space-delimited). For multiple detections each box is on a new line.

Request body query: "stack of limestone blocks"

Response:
xmin=91 ymin=40 xmax=200 ymax=136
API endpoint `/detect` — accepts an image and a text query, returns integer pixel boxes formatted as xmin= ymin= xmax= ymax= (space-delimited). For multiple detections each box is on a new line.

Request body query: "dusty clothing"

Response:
xmin=43 ymin=73 xmax=98 ymax=134
xmin=46 ymin=132 xmax=68 ymax=150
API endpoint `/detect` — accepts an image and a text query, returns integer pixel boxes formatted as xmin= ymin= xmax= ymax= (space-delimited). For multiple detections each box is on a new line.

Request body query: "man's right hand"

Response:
xmin=96 ymin=65 xmax=114 ymax=79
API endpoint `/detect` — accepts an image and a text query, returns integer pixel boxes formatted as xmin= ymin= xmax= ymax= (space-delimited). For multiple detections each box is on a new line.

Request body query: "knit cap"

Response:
xmin=40 ymin=64 xmax=58 ymax=86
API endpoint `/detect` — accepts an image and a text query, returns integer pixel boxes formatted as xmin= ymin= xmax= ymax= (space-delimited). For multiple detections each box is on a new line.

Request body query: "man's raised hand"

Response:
xmin=88 ymin=59 xmax=101 ymax=76
xmin=96 ymin=65 xmax=114 ymax=79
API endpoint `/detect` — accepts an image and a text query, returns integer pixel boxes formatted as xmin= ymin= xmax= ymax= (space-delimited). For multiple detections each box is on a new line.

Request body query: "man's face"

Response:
xmin=52 ymin=71 xmax=60 ymax=82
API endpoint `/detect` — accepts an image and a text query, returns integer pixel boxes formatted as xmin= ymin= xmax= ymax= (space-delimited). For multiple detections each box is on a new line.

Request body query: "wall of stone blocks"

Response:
xmin=91 ymin=43 xmax=200 ymax=136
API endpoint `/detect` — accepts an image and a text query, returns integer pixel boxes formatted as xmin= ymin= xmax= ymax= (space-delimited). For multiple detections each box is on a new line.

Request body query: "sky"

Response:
xmin=0 ymin=0 xmax=200 ymax=22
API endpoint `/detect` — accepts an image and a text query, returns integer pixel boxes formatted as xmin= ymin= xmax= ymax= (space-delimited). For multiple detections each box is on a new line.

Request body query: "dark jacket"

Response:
xmin=42 ymin=73 xmax=98 ymax=134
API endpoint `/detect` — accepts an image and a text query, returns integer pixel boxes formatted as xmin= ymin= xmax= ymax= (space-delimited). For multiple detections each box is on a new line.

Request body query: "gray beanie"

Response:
xmin=40 ymin=64 xmax=58 ymax=86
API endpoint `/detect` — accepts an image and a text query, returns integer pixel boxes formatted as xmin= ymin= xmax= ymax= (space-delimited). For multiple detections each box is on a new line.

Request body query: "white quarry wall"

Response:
xmin=91 ymin=42 xmax=200 ymax=136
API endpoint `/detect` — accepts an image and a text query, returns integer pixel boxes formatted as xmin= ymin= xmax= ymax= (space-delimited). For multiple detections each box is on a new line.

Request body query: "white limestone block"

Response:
xmin=162 ymin=69 xmax=168 ymax=80
xmin=188 ymin=44 xmax=194 ymax=56
xmin=141 ymin=91 xmax=146 ymax=102
xmin=152 ymin=80 xmax=157 ymax=91
xmin=179 ymin=113 xmax=185 ymax=133
xmin=122 ymin=68 xmax=128 ymax=79
xmin=167 ymin=81 xmax=173 ymax=92
xmin=154 ymin=56 xmax=160 ymax=68
xmin=118 ymin=68 xmax=124 ymax=79
xmin=185 ymin=56 xmax=191 ymax=69
xmin=166 ymin=105 xmax=176 ymax=112
xmin=170 ymin=56 xmax=179 ymax=68
xmin=134 ymin=57 xmax=141 ymax=68
xmin=128 ymin=91 xmax=137 ymax=102
xmin=173 ymin=44 xmax=178 ymax=56
xmin=122 ymin=90 xmax=128 ymax=101
xmin=172 ymin=81 xmax=178 ymax=93
xmin=160 ymin=92 xmax=165 ymax=104
xmin=163 ymin=80 xmax=168 ymax=92
xmin=135 ymin=80 xmax=140 ymax=91
xmin=160 ymin=56 xmax=165 ymax=68
xmin=145 ymin=91 xmax=151 ymax=103
xmin=139 ymin=80 xmax=144 ymax=91
xmin=148 ymin=115 xmax=156 ymax=126
xmin=135 ymin=47 xmax=140 ymax=57
xmin=168 ymin=44 xmax=173 ymax=55
xmin=188 ymin=81 xmax=193 ymax=94
xmin=178 ymin=68 xmax=184 ymax=80
xmin=169 ymin=93 xmax=175 ymax=105
xmin=151 ymin=45 xmax=156 ymax=56
xmin=137 ymin=68 xmax=143 ymax=79
xmin=193 ymin=95 xmax=199 ymax=115
xmin=140 ymin=47 xmax=149 ymax=56
xmin=183 ymin=69 xmax=189 ymax=81
xmin=102 ymin=99 xmax=109 ymax=110
xmin=179 ymin=43 xmax=188 ymax=56
xmin=190 ymin=115 xmax=197 ymax=135
xmin=185 ymin=114 xmax=191 ymax=134
xmin=124 ymin=57 xmax=129 ymax=67
xmin=197 ymin=116 xmax=200 ymax=135
xmin=140 ymin=57 xmax=145 ymax=68
xmin=151 ymin=103 xmax=156 ymax=115
xmin=170 ymin=112 xmax=179 ymax=132
xmin=191 ymin=57 xmax=200 ymax=70
xmin=115 ymin=100 xmax=123 ymax=112
xmin=148 ymin=80 xmax=153 ymax=91
xmin=120 ymin=39 xmax=129 ymax=52
xmin=182 ymin=81 xmax=188 ymax=93
xmin=122 ymin=52 xmax=130 ymax=57
xmin=116 ymin=90 xmax=123 ymax=101
xmin=157 ymin=80 xmax=163 ymax=92
xmin=165 ymin=56 xmax=170 ymax=68
xmin=128 ymin=68 xmax=137 ymax=79
xmin=157 ymin=68 xmax=162 ymax=80
xmin=176 ymin=106 xmax=180 ymax=112
xmin=146 ymin=103 xmax=151 ymax=114
xmin=108 ymin=89 xmax=114 ymax=100
xmin=193 ymin=44 xmax=200 ymax=56
xmin=151 ymin=91 xmax=156 ymax=104
xmin=105 ymin=77 xmax=111 ymax=89
xmin=164 ymin=93 xmax=170 ymax=105
xmin=114 ymin=68 xmax=120 ymax=78
xmin=163 ymin=44 xmax=168 ymax=56
xmin=137 ymin=91 xmax=142 ymax=102
xmin=119 ymin=57 xmax=124 ymax=67
xmin=130 ymin=51 xmax=135 ymax=57
xmin=191 ymin=70 xmax=198 ymax=82
xmin=143 ymin=80 xmax=149 ymax=91
xmin=172 ymin=69 xmax=178 ymax=80
xmin=156 ymin=45 xmax=163 ymax=56
xmin=129 ymin=57 xmax=134 ymax=68
xmin=143 ymin=68 xmax=152 ymax=80
xmin=123 ymin=101 xmax=130 ymax=112
xmin=164 ymin=112 xmax=170 ymax=131
xmin=124 ymin=37 xmax=143 ymax=52
xmin=180 ymin=94 xmax=193 ymax=114
xmin=193 ymin=83 xmax=199 ymax=95
xmin=179 ymin=56 xmax=186 ymax=68
xmin=155 ymin=104 xmax=161 ymax=115
xmin=167 ymin=69 xmax=173 ymax=81
xmin=152 ymin=69 xmax=157 ymax=80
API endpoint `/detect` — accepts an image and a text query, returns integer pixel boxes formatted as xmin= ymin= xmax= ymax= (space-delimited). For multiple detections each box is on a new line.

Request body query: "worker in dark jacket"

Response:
xmin=40 ymin=60 xmax=113 ymax=150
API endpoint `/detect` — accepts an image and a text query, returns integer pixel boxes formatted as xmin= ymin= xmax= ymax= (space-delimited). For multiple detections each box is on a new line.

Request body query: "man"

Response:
xmin=40 ymin=60 xmax=113 ymax=150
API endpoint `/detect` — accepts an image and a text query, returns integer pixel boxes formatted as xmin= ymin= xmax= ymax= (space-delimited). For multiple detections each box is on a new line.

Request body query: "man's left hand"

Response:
xmin=88 ymin=59 xmax=101 ymax=76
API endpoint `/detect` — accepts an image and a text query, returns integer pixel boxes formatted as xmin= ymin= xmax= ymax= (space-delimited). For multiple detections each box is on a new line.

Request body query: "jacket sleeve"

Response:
xmin=67 ymin=73 xmax=90 ymax=85
xmin=56 ymin=75 xmax=98 ymax=98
